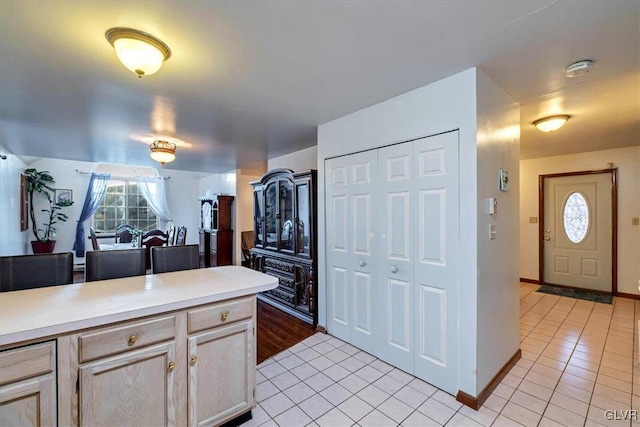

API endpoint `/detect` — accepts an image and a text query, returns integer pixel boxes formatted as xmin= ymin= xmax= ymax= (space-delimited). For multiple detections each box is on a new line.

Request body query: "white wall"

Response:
xmin=520 ymin=146 xmax=640 ymax=295
xmin=318 ymin=68 xmax=481 ymax=396
xmin=0 ymin=145 xmax=28 ymax=256
xmin=268 ymin=146 xmax=318 ymax=171
xmin=475 ymin=70 xmax=521 ymax=393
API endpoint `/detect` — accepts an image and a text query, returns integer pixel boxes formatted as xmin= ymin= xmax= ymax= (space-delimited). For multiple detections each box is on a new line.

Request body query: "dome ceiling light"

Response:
xmin=105 ymin=27 xmax=171 ymax=78
xmin=150 ymin=140 xmax=176 ymax=166
xmin=533 ymin=115 xmax=571 ymax=132
xmin=565 ymin=60 xmax=594 ymax=78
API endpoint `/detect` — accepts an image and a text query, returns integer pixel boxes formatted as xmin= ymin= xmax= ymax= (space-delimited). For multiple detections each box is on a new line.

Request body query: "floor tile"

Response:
xmin=417 ymin=398 xmax=455 ymax=425
xmin=259 ymin=361 xmax=287 ymax=379
xmin=543 ymin=403 xmax=585 ymax=427
xmin=298 ymin=394 xmax=334 ymax=420
xmin=373 ymin=374 xmax=404 ymax=395
xmin=324 ymin=364 xmax=351 ymax=382
xmin=400 ymin=410 xmax=442 ymax=426
xmin=271 ymin=371 xmax=301 ymax=391
xmin=357 ymin=384 xmax=391 ymax=407
xmin=445 ymin=412 xmax=482 ymax=426
xmin=283 ymin=381 xmax=317 ymax=404
xmin=306 ymin=372 xmax=335 ymax=392
xmin=354 ymin=365 xmax=385 ymax=383
xmin=339 ymin=373 xmax=371 ymax=394
xmin=377 ymin=396 xmax=413 ymax=423
xmin=291 ymin=363 xmax=320 ymax=381
xmin=260 ymin=392 xmax=295 ymax=418
xmin=492 ymin=414 xmax=525 ymax=426
xmin=509 ymin=389 xmax=547 ymax=414
xmin=359 ymin=409 xmax=396 ymax=427
xmin=393 ymin=385 xmax=429 ymax=409
xmin=316 ymin=408 xmax=354 ymax=427
xmin=457 ymin=404 xmax=498 ymax=426
xmin=257 ymin=380 xmax=280 ymax=401
xmin=320 ymin=383 xmax=352 ymax=406
xmin=337 ymin=395 xmax=374 ymax=423
xmin=274 ymin=405 xmax=312 ymax=427
xmin=501 ymin=401 xmax=542 ymax=427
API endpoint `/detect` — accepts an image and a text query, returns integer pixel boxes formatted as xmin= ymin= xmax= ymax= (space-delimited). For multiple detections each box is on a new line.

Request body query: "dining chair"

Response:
xmin=115 ymin=224 xmax=134 ymax=243
xmin=151 ymin=245 xmax=200 ymax=274
xmin=89 ymin=227 xmax=100 ymax=250
xmin=142 ymin=229 xmax=169 ymax=269
xmin=167 ymin=225 xmax=176 ymax=246
xmin=0 ymin=252 xmax=74 ymax=292
xmin=85 ymin=248 xmax=146 ymax=282
xmin=174 ymin=226 xmax=187 ymax=246
xmin=241 ymin=230 xmax=254 ymax=267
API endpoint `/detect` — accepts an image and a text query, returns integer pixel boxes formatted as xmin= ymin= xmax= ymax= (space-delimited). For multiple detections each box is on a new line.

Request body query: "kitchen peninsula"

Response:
xmin=0 ymin=266 xmax=278 ymax=427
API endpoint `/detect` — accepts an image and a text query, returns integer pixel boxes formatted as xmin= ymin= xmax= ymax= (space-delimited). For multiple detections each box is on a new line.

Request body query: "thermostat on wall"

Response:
xmin=499 ymin=169 xmax=509 ymax=192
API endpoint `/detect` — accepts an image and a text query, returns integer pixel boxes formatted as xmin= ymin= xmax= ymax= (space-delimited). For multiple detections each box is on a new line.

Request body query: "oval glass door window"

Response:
xmin=563 ymin=192 xmax=590 ymax=243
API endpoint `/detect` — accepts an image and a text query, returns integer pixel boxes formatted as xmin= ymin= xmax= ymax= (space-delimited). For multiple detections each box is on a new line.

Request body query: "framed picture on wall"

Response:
xmin=54 ymin=189 xmax=73 ymax=205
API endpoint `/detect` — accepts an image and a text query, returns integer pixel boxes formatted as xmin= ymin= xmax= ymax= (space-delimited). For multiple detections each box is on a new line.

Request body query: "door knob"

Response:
xmin=544 ymin=237 xmax=551 ymax=241
xmin=359 ymin=260 xmax=365 ymax=267
xmin=390 ymin=266 xmax=398 ymax=273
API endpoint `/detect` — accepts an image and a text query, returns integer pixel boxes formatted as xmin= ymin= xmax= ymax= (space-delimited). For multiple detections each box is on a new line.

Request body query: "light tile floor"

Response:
xmin=246 ymin=284 xmax=639 ymax=426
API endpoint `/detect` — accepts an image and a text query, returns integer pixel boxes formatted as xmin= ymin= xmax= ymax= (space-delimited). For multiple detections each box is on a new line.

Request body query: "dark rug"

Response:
xmin=536 ymin=285 xmax=613 ymax=304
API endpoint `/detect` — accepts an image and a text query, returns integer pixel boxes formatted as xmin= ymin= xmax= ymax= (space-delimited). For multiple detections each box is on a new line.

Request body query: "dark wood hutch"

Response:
xmin=250 ymin=169 xmax=317 ymax=325
xmin=198 ymin=195 xmax=234 ymax=267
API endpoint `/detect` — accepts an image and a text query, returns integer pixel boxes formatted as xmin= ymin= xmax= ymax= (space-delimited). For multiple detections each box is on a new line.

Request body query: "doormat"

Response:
xmin=536 ymin=285 xmax=613 ymax=304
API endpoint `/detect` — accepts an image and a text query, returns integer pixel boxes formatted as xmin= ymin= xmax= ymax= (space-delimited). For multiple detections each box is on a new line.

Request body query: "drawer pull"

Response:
xmin=191 ymin=355 xmax=198 ymax=366
xmin=168 ymin=362 xmax=175 ymax=371
xmin=128 ymin=334 xmax=138 ymax=345
xmin=220 ymin=312 xmax=228 ymax=322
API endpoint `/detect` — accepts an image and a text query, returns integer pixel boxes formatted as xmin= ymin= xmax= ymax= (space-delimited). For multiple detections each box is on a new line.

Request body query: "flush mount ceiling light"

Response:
xmin=150 ymin=140 xmax=176 ymax=166
xmin=565 ymin=60 xmax=594 ymax=78
xmin=533 ymin=115 xmax=571 ymax=132
xmin=105 ymin=27 xmax=171 ymax=78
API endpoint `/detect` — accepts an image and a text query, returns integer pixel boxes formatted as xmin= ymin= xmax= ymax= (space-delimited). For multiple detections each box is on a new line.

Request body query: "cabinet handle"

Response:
xmin=220 ymin=311 xmax=228 ymax=322
xmin=390 ymin=266 xmax=398 ymax=273
xmin=544 ymin=237 xmax=551 ymax=241
xmin=168 ymin=362 xmax=175 ymax=371
xmin=359 ymin=260 xmax=365 ymax=267
xmin=191 ymin=355 xmax=198 ymax=366
xmin=128 ymin=334 xmax=138 ymax=345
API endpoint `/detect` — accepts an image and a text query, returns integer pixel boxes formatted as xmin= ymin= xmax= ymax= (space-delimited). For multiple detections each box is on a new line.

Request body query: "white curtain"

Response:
xmin=137 ymin=176 xmax=172 ymax=223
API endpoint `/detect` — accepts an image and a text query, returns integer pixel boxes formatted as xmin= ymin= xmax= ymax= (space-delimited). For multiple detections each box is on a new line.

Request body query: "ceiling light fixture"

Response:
xmin=565 ymin=60 xmax=594 ymax=78
xmin=533 ymin=115 xmax=571 ymax=132
xmin=150 ymin=140 xmax=176 ymax=166
xmin=105 ymin=27 xmax=171 ymax=78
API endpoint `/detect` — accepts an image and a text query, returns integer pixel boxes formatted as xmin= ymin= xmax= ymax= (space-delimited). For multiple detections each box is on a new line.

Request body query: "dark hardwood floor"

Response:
xmin=257 ymin=300 xmax=315 ymax=364
xmin=73 ymin=271 xmax=316 ymax=363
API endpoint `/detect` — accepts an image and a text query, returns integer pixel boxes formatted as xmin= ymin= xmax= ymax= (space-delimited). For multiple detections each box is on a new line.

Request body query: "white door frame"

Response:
xmin=538 ymin=168 xmax=618 ymax=294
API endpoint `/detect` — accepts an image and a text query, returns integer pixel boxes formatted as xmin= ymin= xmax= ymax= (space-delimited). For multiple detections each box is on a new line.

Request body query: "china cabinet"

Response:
xmin=250 ymin=169 xmax=317 ymax=325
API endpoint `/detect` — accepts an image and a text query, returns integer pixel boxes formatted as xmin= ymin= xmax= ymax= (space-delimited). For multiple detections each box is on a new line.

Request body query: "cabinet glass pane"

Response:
xmin=265 ymin=183 xmax=277 ymax=248
xmin=296 ymin=183 xmax=310 ymax=256
xmin=280 ymin=180 xmax=294 ymax=251
xmin=254 ymin=189 xmax=264 ymax=246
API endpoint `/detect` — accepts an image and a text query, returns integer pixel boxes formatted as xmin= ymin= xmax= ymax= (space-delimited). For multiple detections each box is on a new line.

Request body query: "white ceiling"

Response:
xmin=0 ymin=1 xmax=638 ymax=173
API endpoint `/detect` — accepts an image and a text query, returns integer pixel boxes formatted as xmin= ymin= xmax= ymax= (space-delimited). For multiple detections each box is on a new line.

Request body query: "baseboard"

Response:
xmin=315 ymin=325 xmax=327 ymax=334
xmin=520 ymin=277 xmax=539 ymax=284
xmin=616 ymin=292 xmax=640 ymax=300
xmin=456 ymin=348 xmax=521 ymax=410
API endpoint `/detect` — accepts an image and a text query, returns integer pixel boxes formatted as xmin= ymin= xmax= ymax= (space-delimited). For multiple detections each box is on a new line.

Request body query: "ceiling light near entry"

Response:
xmin=533 ymin=115 xmax=571 ymax=132
xmin=565 ymin=60 xmax=594 ymax=78
xmin=105 ymin=27 xmax=171 ymax=78
xmin=150 ymin=140 xmax=176 ymax=166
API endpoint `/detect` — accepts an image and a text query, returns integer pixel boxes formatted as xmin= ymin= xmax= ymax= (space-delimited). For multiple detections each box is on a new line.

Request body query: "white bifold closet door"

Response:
xmin=325 ymin=131 xmax=459 ymax=394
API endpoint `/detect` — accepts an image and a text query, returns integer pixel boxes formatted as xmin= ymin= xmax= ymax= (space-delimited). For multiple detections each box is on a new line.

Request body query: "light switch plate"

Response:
xmin=499 ymin=169 xmax=509 ymax=192
xmin=529 ymin=217 xmax=538 ymax=224
xmin=632 ymin=217 xmax=639 ymax=226
xmin=489 ymin=224 xmax=496 ymax=240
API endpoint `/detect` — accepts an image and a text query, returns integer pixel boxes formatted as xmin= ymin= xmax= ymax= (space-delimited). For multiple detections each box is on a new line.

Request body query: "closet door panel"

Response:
xmin=413 ymin=131 xmax=459 ymax=395
xmin=348 ymin=152 xmax=378 ymax=353
xmin=325 ymin=159 xmax=351 ymax=341
xmin=377 ymin=143 xmax=414 ymax=371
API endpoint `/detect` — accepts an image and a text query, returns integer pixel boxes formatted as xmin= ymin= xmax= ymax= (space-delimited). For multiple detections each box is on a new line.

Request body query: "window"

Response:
xmin=93 ymin=180 xmax=157 ymax=233
xmin=563 ymin=192 xmax=589 ymax=243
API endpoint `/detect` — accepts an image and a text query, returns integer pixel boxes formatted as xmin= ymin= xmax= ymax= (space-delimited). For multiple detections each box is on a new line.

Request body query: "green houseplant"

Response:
xmin=24 ymin=168 xmax=74 ymax=253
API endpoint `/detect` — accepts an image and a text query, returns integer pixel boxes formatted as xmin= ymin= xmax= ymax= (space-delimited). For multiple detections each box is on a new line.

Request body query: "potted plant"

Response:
xmin=24 ymin=168 xmax=74 ymax=253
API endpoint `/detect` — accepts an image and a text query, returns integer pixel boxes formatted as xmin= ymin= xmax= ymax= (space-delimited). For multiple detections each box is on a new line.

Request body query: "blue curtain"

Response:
xmin=73 ymin=173 xmax=111 ymax=257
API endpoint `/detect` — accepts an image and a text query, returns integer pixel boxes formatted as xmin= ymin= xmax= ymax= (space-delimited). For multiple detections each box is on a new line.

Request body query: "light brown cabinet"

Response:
xmin=54 ymin=296 xmax=256 ymax=427
xmin=0 ymin=341 xmax=56 ymax=427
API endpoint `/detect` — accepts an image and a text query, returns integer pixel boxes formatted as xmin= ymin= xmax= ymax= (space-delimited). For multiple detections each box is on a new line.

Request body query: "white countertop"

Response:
xmin=0 ymin=266 xmax=278 ymax=347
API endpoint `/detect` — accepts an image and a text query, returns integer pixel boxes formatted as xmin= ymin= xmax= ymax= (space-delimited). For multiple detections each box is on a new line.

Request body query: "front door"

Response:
xmin=542 ymin=172 xmax=613 ymax=293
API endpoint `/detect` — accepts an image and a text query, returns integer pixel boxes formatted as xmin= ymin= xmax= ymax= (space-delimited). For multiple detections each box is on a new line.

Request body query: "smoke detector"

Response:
xmin=565 ymin=60 xmax=594 ymax=77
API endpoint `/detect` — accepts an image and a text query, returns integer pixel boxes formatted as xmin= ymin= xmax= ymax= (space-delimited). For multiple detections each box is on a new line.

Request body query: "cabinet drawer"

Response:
xmin=78 ymin=315 xmax=176 ymax=363
xmin=0 ymin=341 xmax=55 ymax=386
xmin=188 ymin=297 xmax=253 ymax=333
